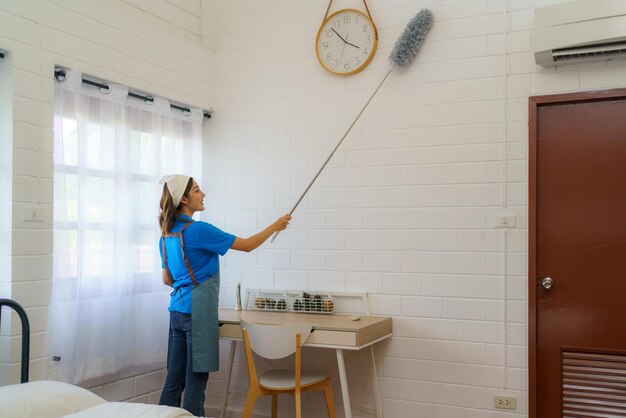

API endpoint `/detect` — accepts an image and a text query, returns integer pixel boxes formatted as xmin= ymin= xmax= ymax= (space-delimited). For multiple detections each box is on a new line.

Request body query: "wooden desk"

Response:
xmin=218 ymin=308 xmax=392 ymax=418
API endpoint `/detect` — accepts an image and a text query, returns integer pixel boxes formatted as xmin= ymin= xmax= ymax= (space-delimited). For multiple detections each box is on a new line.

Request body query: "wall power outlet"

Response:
xmin=494 ymin=395 xmax=517 ymax=410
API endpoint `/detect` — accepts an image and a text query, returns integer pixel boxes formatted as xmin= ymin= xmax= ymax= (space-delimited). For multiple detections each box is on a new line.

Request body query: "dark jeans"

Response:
xmin=159 ymin=311 xmax=209 ymax=417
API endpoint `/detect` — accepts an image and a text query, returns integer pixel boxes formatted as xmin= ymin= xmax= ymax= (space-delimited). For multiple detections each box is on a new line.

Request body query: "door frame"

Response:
xmin=528 ymin=87 xmax=626 ymax=418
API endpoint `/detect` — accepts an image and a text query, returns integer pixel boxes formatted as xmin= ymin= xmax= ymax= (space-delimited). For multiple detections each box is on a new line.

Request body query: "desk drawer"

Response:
xmin=308 ymin=330 xmax=356 ymax=347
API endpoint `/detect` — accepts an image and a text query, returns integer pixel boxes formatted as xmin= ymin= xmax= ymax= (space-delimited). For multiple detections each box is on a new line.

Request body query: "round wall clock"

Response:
xmin=315 ymin=8 xmax=378 ymax=76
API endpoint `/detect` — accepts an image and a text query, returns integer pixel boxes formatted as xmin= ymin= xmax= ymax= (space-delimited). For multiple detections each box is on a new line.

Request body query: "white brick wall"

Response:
xmin=2 ymin=0 xmax=626 ymax=416
xmin=202 ymin=0 xmax=626 ymax=417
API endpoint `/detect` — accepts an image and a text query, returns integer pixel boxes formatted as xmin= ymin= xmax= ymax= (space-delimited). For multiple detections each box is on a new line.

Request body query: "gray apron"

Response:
xmin=162 ymin=221 xmax=220 ymax=373
xmin=191 ymin=270 xmax=220 ymax=372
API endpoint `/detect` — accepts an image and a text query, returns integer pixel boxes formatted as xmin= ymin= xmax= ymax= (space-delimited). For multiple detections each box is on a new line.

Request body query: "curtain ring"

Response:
xmin=182 ymin=108 xmax=191 ymax=116
xmin=99 ymin=85 xmax=110 ymax=94
xmin=145 ymin=96 xmax=154 ymax=105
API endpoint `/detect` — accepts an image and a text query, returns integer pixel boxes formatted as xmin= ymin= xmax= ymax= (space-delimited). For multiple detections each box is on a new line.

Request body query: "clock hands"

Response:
xmin=331 ymin=27 xmax=360 ymax=49
xmin=330 ymin=28 xmax=346 ymax=43
xmin=336 ymin=37 xmax=347 ymax=69
xmin=345 ymin=40 xmax=360 ymax=49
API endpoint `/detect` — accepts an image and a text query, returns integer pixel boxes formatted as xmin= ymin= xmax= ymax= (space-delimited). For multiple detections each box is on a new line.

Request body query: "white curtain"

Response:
xmin=49 ymin=70 xmax=203 ymax=384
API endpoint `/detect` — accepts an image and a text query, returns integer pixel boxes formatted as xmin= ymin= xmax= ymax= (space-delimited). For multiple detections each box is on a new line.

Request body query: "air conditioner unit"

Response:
xmin=533 ymin=0 xmax=626 ymax=67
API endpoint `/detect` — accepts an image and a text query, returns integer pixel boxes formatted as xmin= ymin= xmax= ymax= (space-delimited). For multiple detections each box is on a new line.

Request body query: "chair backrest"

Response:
xmin=240 ymin=320 xmax=312 ymax=359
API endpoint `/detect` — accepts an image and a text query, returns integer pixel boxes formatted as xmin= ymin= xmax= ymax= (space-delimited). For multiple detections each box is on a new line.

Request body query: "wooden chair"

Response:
xmin=240 ymin=320 xmax=336 ymax=418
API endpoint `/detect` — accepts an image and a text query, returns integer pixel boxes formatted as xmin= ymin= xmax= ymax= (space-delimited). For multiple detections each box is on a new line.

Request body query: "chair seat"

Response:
xmin=260 ymin=369 xmax=328 ymax=390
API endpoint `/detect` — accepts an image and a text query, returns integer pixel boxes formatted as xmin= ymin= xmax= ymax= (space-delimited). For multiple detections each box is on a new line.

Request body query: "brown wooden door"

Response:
xmin=530 ymin=90 xmax=626 ymax=418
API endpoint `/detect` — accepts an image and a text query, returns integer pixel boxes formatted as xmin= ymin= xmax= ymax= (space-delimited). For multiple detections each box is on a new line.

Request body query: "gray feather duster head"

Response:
xmin=389 ymin=9 xmax=434 ymax=69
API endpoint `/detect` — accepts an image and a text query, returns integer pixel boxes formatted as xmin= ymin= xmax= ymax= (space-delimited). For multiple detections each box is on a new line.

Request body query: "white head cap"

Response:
xmin=159 ymin=174 xmax=191 ymax=208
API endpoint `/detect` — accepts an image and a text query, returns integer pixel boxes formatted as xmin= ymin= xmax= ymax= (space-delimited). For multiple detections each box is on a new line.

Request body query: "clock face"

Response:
xmin=315 ymin=9 xmax=378 ymax=76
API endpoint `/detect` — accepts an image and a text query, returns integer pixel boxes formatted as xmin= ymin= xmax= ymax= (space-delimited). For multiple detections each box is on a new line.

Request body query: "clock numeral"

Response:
xmin=355 ymin=57 xmax=361 ymax=65
xmin=366 ymin=35 xmax=371 ymax=44
xmin=323 ymin=41 xmax=329 ymax=49
xmin=344 ymin=63 xmax=350 ymax=70
xmin=363 ymin=48 xmax=368 ymax=55
xmin=326 ymin=53 xmax=331 ymax=61
xmin=332 ymin=20 xmax=341 ymax=29
xmin=325 ymin=30 xmax=333 ymax=38
xmin=343 ymin=16 xmax=351 ymax=24
xmin=363 ymin=24 xmax=368 ymax=32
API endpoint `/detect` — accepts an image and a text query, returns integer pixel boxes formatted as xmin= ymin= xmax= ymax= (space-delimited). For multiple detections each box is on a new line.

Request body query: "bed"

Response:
xmin=0 ymin=380 xmax=193 ymax=418
xmin=0 ymin=298 xmax=195 ymax=418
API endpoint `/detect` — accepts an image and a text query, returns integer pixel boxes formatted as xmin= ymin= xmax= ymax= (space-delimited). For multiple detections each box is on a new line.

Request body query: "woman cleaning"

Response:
xmin=157 ymin=174 xmax=291 ymax=416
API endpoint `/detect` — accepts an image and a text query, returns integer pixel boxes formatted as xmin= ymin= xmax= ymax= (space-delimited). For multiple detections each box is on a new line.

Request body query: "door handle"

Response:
xmin=540 ymin=277 xmax=553 ymax=290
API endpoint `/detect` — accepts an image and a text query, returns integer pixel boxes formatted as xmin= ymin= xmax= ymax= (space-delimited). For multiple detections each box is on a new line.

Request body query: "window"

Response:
xmin=49 ymin=71 xmax=202 ymax=383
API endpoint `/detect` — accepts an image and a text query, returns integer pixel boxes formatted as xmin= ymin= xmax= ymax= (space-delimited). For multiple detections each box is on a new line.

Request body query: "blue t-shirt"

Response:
xmin=159 ymin=214 xmax=236 ymax=314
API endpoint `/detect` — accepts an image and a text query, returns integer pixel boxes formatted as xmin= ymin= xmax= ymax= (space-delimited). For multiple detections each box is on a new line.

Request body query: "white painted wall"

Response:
xmin=201 ymin=0 xmax=626 ymax=417
xmin=0 ymin=0 xmax=211 ymax=403
xmin=3 ymin=0 xmax=626 ymax=417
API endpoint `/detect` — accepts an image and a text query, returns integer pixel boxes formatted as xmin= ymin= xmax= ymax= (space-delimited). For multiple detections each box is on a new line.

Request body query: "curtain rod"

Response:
xmin=54 ymin=70 xmax=211 ymax=119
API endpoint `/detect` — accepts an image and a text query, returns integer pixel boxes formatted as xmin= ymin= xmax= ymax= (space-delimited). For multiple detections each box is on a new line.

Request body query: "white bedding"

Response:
xmin=63 ymin=402 xmax=193 ymax=417
xmin=0 ymin=380 xmax=193 ymax=418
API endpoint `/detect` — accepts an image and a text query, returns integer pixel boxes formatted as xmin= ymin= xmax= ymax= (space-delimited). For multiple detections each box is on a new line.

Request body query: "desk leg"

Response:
xmin=370 ymin=346 xmax=382 ymax=418
xmin=219 ymin=340 xmax=237 ymax=418
xmin=335 ymin=349 xmax=352 ymax=418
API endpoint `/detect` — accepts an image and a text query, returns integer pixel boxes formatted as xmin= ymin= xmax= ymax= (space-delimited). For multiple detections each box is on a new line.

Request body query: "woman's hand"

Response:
xmin=231 ymin=214 xmax=293 ymax=252
xmin=273 ymin=214 xmax=292 ymax=232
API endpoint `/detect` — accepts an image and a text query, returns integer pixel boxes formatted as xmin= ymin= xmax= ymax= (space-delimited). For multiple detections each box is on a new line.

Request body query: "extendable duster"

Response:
xmin=272 ymin=9 xmax=434 ymax=242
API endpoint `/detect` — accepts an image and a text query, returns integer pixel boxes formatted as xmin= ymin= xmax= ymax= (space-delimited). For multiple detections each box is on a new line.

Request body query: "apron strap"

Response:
xmin=161 ymin=220 xmax=198 ymax=287
xmin=179 ymin=222 xmax=198 ymax=286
